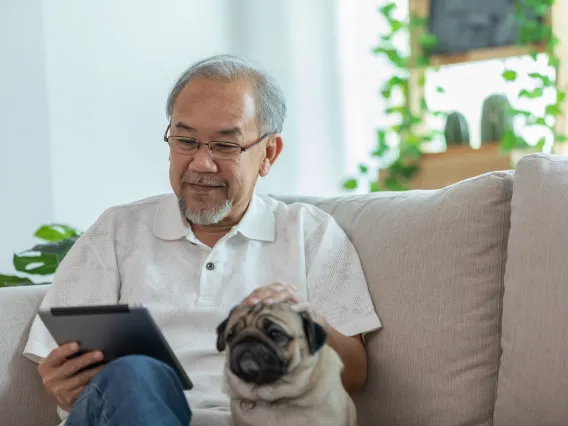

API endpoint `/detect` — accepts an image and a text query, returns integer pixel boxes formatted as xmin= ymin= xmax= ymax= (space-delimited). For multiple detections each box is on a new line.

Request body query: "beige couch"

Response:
xmin=2 ymin=153 xmax=568 ymax=426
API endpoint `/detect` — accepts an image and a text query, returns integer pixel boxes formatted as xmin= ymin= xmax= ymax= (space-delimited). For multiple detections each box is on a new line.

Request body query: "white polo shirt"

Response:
xmin=23 ymin=193 xmax=381 ymax=424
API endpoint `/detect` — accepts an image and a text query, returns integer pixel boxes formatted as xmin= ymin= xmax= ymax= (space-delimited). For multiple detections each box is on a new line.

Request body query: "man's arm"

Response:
xmin=302 ymin=213 xmax=382 ymax=393
xmin=325 ymin=327 xmax=367 ymax=394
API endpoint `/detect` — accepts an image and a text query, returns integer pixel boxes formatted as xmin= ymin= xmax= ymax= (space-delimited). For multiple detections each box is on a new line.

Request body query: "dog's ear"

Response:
xmin=299 ymin=312 xmax=327 ymax=354
xmin=216 ymin=307 xmax=236 ymax=352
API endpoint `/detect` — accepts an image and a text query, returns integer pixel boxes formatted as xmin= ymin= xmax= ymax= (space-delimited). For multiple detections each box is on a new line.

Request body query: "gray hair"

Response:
xmin=165 ymin=54 xmax=286 ymax=134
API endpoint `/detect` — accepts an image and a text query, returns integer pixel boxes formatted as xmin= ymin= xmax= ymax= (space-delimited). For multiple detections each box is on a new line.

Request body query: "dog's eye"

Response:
xmin=268 ymin=328 xmax=288 ymax=344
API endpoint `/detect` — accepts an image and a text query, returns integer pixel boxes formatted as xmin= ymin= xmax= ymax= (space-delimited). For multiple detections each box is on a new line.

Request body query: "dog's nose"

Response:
xmin=238 ymin=351 xmax=261 ymax=377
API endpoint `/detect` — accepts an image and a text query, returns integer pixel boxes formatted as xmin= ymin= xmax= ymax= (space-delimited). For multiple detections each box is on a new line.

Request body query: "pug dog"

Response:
xmin=216 ymin=300 xmax=358 ymax=426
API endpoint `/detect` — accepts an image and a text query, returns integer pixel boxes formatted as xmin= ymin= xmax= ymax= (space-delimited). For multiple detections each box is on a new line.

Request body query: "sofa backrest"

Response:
xmin=0 ymin=285 xmax=59 ymax=426
xmin=494 ymin=154 xmax=568 ymax=425
xmin=274 ymin=171 xmax=513 ymax=426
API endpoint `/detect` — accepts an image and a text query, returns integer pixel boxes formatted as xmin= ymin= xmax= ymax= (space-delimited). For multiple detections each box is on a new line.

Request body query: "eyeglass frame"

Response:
xmin=163 ymin=124 xmax=273 ymax=157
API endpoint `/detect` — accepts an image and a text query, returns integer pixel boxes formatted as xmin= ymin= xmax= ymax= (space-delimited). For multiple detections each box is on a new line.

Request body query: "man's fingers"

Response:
xmin=40 ymin=342 xmax=80 ymax=371
xmin=265 ymin=288 xmax=298 ymax=304
xmin=246 ymin=283 xmax=299 ymax=305
xmin=64 ymin=364 xmax=105 ymax=392
xmin=290 ymin=301 xmax=312 ymax=312
xmin=60 ymin=351 xmax=104 ymax=379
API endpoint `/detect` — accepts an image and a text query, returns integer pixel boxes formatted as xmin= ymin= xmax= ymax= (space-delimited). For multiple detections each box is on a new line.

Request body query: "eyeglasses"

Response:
xmin=163 ymin=124 xmax=272 ymax=160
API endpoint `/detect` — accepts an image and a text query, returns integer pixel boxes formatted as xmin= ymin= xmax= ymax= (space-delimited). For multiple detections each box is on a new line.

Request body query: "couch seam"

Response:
xmin=489 ymin=178 xmax=511 ymax=424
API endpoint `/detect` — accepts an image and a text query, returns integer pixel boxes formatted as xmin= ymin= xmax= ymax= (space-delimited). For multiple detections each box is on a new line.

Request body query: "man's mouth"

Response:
xmin=186 ymin=182 xmax=225 ymax=190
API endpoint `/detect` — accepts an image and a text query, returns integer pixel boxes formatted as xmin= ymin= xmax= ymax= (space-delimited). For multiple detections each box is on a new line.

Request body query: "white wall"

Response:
xmin=0 ymin=0 xmax=53 ymax=274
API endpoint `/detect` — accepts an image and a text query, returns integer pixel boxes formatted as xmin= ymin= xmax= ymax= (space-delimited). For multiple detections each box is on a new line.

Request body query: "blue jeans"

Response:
xmin=66 ymin=355 xmax=192 ymax=426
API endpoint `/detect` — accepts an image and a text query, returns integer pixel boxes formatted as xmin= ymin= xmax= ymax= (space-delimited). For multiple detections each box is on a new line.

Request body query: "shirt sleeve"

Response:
xmin=22 ymin=212 xmax=121 ymax=364
xmin=305 ymin=214 xmax=382 ymax=341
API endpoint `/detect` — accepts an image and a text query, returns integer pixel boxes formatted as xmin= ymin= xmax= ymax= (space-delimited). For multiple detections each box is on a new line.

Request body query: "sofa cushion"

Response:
xmin=272 ymin=170 xmax=512 ymax=426
xmin=493 ymin=154 xmax=568 ymax=425
xmin=0 ymin=285 xmax=59 ymax=426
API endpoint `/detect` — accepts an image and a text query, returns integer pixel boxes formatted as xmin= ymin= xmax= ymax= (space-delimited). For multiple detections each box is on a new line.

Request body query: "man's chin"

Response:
xmin=177 ymin=197 xmax=232 ymax=226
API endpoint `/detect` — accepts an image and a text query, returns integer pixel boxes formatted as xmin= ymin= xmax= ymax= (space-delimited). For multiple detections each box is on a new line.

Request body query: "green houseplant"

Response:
xmin=343 ymin=0 xmax=566 ymax=193
xmin=0 ymin=224 xmax=81 ymax=288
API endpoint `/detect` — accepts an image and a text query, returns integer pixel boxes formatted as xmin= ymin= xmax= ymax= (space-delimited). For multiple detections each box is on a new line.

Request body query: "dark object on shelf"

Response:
xmin=444 ymin=112 xmax=471 ymax=146
xmin=481 ymin=94 xmax=514 ymax=144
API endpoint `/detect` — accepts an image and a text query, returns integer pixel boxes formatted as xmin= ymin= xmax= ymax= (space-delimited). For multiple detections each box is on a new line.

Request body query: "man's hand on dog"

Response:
xmin=244 ymin=282 xmax=329 ymax=330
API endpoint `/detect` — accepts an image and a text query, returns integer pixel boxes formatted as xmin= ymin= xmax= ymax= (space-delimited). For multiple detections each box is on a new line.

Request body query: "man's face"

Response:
xmin=168 ymin=78 xmax=279 ymax=225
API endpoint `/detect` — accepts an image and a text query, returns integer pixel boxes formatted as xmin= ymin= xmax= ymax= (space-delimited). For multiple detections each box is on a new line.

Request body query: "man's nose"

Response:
xmin=188 ymin=145 xmax=218 ymax=172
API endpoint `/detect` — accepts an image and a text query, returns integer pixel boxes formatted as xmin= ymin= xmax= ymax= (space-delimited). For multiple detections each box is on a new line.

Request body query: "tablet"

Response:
xmin=38 ymin=304 xmax=193 ymax=390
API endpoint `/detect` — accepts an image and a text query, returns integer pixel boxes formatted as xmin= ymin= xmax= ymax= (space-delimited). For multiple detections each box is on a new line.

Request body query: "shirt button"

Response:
xmin=206 ymin=262 xmax=215 ymax=271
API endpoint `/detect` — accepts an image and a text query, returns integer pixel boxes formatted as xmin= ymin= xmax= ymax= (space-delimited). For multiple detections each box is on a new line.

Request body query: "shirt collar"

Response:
xmin=153 ymin=193 xmax=275 ymax=242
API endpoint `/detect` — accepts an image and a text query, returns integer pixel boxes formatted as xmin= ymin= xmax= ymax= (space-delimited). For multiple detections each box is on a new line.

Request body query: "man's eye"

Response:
xmin=178 ymin=139 xmax=199 ymax=148
xmin=213 ymin=143 xmax=239 ymax=151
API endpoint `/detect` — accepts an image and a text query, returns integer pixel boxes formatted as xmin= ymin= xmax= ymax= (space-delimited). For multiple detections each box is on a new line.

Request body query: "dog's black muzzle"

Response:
xmin=229 ymin=334 xmax=288 ymax=385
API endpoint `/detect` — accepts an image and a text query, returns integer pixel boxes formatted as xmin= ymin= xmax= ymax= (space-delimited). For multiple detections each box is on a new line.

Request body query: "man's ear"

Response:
xmin=216 ymin=307 xmax=236 ymax=352
xmin=258 ymin=135 xmax=283 ymax=177
xmin=299 ymin=312 xmax=327 ymax=354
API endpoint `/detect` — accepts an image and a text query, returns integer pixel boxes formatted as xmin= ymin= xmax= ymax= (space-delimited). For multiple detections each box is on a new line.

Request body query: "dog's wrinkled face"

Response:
xmin=216 ymin=301 xmax=327 ymax=386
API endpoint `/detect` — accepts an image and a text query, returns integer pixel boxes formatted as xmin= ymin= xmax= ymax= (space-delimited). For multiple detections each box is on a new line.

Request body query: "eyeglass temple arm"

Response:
xmin=163 ymin=124 xmax=171 ymax=142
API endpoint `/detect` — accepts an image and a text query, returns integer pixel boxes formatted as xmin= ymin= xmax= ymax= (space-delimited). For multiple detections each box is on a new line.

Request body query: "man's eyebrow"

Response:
xmin=216 ymin=127 xmax=243 ymax=137
xmin=174 ymin=122 xmax=196 ymax=132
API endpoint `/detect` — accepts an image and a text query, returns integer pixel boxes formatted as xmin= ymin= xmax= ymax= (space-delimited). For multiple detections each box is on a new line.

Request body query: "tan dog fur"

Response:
xmin=216 ymin=301 xmax=358 ymax=426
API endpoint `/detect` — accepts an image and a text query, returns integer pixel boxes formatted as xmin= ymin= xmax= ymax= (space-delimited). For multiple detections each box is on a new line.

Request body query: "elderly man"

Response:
xmin=23 ymin=54 xmax=381 ymax=426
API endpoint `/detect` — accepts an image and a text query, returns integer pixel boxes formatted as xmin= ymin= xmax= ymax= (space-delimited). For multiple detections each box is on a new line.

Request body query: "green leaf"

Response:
xmin=502 ymin=70 xmax=518 ymax=81
xmin=381 ymin=88 xmax=392 ymax=99
xmin=436 ymin=86 xmax=445 ymax=94
xmin=528 ymin=72 xmax=553 ymax=86
xmin=0 ymin=274 xmax=35 ymax=288
xmin=510 ymin=108 xmax=532 ymax=118
xmin=385 ymin=105 xmax=406 ymax=114
xmin=549 ymin=56 xmax=560 ymax=68
xmin=529 ymin=117 xmax=548 ymax=126
xmin=535 ymin=137 xmax=546 ymax=150
xmin=409 ymin=16 xmax=428 ymax=29
xmin=556 ymin=134 xmax=568 ymax=143
xmin=419 ymin=33 xmax=438 ymax=51
xmin=519 ymin=87 xmax=544 ymax=99
xmin=379 ymin=3 xmax=397 ymax=18
xmin=27 ymin=237 xmax=78 ymax=257
xmin=369 ymin=181 xmax=379 ymax=192
xmin=385 ymin=76 xmax=407 ymax=89
xmin=343 ymin=179 xmax=358 ymax=190
xmin=557 ymin=90 xmax=566 ymax=103
xmin=372 ymin=130 xmax=390 ymax=157
xmin=358 ymin=164 xmax=369 ymax=174
xmin=13 ymin=253 xmax=59 ymax=275
xmin=34 ymin=224 xmax=79 ymax=242
xmin=546 ymin=104 xmax=562 ymax=116
xmin=389 ymin=19 xmax=405 ymax=32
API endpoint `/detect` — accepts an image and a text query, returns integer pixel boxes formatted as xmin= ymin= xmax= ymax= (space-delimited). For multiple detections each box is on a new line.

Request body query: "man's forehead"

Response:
xmin=171 ymin=78 xmax=258 ymax=135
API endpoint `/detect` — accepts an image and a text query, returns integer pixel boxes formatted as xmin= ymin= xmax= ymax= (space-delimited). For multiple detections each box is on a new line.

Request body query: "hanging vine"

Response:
xmin=343 ymin=2 xmax=443 ymax=192
xmin=343 ymin=0 xmax=567 ymax=193
xmin=501 ymin=0 xmax=567 ymax=151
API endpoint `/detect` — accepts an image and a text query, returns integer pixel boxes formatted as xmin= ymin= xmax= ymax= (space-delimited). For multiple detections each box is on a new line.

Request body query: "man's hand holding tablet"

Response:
xmin=38 ymin=343 xmax=105 ymax=411
xmin=38 ymin=303 xmax=193 ymax=412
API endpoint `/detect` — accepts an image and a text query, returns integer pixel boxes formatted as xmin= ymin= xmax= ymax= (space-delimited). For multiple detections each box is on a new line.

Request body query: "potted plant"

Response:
xmin=0 ymin=224 xmax=81 ymax=288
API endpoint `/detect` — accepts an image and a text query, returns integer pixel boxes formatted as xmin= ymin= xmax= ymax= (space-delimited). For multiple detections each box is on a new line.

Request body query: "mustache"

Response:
xmin=181 ymin=174 xmax=227 ymax=187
